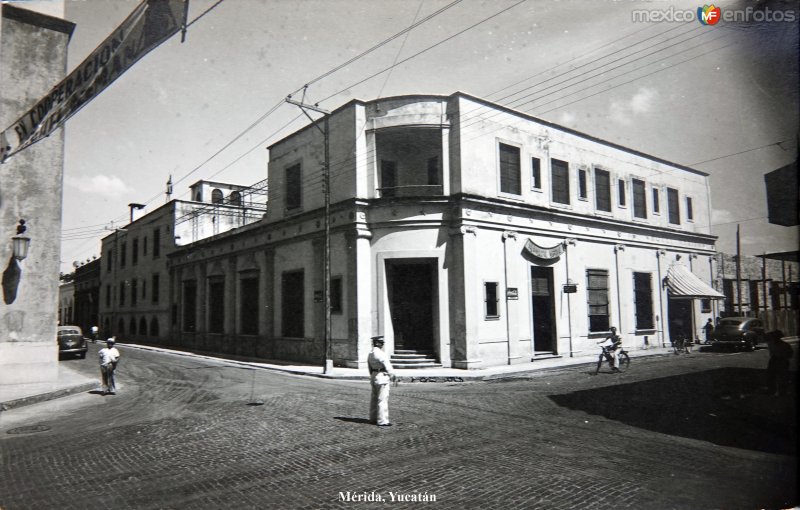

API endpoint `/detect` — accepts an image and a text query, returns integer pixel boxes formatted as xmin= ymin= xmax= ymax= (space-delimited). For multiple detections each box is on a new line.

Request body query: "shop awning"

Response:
xmin=665 ymin=263 xmax=724 ymax=299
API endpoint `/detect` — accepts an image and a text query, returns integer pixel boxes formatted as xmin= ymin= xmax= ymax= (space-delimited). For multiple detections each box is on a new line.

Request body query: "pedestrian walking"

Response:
xmin=90 ymin=325 xmax=99 ymax=343
xmin=98 ymin=337 xmax=121 ymax=395
xmin=765 ymin=330 xmax=793 ymax=397
xmin=702 ymin=318 xmax=714 ymax=344
xmin=368 ymin=335 xmax=395 ymax=427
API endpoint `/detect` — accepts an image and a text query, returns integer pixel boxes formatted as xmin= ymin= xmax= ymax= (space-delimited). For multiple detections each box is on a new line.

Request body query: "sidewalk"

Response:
xmin=3 ymin=338 xmax=795 ymax=412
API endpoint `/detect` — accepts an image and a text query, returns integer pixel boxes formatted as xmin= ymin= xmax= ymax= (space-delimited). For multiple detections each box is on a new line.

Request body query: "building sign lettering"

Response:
xmin=523 ymin=239 xmax=565 ymax=261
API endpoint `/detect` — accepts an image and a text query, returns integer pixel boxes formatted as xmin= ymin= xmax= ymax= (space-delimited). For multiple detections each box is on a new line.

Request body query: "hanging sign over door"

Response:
xmin=523 ymin=239 xmax=565 ymax=261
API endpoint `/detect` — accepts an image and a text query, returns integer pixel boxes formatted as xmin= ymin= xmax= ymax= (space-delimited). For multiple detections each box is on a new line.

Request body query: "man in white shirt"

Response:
xmin=597 ymin=326 xmax=622 ymax=372
xmin=367 ymin=336 xmax=395 ymax=427
xmin=98 ymin=338 xmax=121 ymax=395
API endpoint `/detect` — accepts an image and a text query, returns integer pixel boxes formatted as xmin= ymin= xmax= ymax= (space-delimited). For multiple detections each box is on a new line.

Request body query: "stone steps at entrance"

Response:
xmin=533 ymin=351 xmax=562 ymax=361
xmin=391 ymin=349 xmax=441 ymax=369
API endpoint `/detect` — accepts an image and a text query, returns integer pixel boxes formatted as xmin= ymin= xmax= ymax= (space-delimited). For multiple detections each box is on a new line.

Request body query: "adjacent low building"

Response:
xmin=163 ymin=92 xmax=723 ymax=369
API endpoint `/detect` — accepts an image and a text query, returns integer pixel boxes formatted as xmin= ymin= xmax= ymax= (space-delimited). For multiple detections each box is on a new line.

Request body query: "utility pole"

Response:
xmin=735 ymin=224 xmax=742 ymax=316
xmin=286 ymin=92 xmax=333 ymax=374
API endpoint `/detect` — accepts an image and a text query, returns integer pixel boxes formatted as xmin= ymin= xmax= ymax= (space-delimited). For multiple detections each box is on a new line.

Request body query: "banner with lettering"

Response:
xmin=0 ymin=0 xmax=185 ymax=162
xmin=523 ymin=239 xmax=565 ymax=261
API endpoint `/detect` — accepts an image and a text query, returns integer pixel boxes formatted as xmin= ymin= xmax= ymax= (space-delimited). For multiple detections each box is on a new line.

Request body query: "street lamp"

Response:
xmin=11 ymin=219 xmax=30 ymax=261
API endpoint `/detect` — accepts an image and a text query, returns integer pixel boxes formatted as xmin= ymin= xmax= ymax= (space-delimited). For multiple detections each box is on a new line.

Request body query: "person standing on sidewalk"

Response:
xmin=702 ymin=319 xmax=714 ymax=344
xmin=98 ymin=338 xmax=121 ymax=395
xmin=368 ymin=336 xmax=395 ymax=427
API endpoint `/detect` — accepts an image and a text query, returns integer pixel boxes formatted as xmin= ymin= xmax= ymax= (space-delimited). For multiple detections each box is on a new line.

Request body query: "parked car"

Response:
xmin=57 ymin=325 xmax=88 ymax=359
xmin=712 ymin=317 xmax=765 ymax=351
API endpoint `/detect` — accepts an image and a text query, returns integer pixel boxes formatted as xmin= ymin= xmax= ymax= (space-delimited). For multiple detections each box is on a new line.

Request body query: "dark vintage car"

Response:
xmin=712 ymin=317 xmax=765 ymax=351
xmin=57 ymin=325 xmax=88 ymax=359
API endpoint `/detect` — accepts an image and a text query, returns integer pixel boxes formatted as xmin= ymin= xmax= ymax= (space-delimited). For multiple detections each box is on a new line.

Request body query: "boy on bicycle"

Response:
xmin=597 ymin=326 xmax=623 ymax=372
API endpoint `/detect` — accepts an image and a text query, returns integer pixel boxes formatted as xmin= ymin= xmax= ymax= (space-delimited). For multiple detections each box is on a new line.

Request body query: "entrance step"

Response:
xmin=391 ymin=349 xmax=441 ymax=369
xmin=533 ymin=351 xmax=562 ymax=361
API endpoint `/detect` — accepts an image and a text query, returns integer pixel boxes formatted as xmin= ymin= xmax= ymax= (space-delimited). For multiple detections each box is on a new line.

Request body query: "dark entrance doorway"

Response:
xmin=531 ymin=266 xmax=556 ymax=353
xmin=386 ymin=260 xmax=435 ymax=350
xmin=667 ymin=297 xmax=693 ymax=344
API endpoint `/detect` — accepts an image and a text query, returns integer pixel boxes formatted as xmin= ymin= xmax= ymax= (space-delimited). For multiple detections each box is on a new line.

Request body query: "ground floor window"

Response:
xmin=330 ymin=277 xmax=343 ymax=314
xmin=633 ymin=272 xmax=654 ymax=329
xmin=208 ymin=278 xmax=225 ymax=334
xmin=282 ymin=270 xmax=305 ymax=337
xmin=183 ymin=280 xmax=197 ymax=332
xmin=240 ymin=275 xmax=259 ymax=335
xmin=485 ymin=282 xmax=499 ymax=318
xmin=587 ymin=269 xmax=610 ymax=332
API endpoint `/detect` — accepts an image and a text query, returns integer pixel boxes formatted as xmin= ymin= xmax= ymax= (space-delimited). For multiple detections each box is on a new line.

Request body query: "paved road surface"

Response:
xmin=0 ymin=344 xmax=796 ymax=509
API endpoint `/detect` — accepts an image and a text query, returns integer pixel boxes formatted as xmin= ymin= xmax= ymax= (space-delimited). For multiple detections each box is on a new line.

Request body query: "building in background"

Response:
xmin=764 ymin=162 xmax=798 ymax=227
xmin=0 ymin=2 xmax=74 ymax=389
xmin=72 ymin=258 xmax=100 ymax=334
xmin=166 ymin=92 xmax=723 ymax=369
xmin=98 ymin=179 xmax=267 ymax=344
xmin=58 ymin=279 xmax=74 ymax=326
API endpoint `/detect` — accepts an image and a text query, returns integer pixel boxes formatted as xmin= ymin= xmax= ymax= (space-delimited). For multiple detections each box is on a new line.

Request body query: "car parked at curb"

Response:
xmin=712 ymin=317 xmax=765 ymax=352
xmin=57 ymin=325 xmax=88 ymax=359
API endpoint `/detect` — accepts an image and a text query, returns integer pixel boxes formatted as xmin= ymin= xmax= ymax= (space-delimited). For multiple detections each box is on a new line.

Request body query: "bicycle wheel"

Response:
xmin=595 ymin=355 xmax=604 ymax=375
xmin=617 ymin=351 xmax=630 ymax=372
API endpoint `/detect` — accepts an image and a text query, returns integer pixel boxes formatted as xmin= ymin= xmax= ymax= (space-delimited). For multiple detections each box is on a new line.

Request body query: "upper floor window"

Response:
xmin=132 ymin=238 xmax=139 ymax=265
xmin=107 ymin=250 xmax=113 ymax=271
xmin=686 ymin=196 xmax=694 ymax=221
xmin=617 ymin=179 xmax=626 ymax=207
xmin=578 ymin=169 xmax=588 ymax=200
xmin=143 ymin=237 xmax=147 ymax=256
xmin=498 ymin=143 xmax=521 ymax=195
xmin=211 ymin=189 xmax=224 ymax=204
xmin=427 ymin=157 xmax=440 ymax=186
xmin=152 ymin=228 xmax=161 ymax=258
xmin=551 ymin=158 xmax=570 ymax=205
xmin=652 ymin=187 xmax=660 ymax=214
xmin=594 ymin=168 xmax=611 ymax=212
xmin=531 ymin=157 xmax=542 ymax=190
xmin=229 ymin=190 xmax=242 ymax=206
xmin=667 ymin=188 xmax=680 ymax=224
xmin=120 ymin=242 xmax=127 ymax=267
xmin=286 ymin=163 xmax=302 ymax=210
xmin=380 ymin=160 xmax=397 ymax=197
xmin=632 ymin=179 xmax=647 ymax=219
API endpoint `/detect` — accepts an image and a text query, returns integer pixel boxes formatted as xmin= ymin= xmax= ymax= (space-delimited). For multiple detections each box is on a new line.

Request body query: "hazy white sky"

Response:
xmin=46 ymin=0 xmax=798 ymax=273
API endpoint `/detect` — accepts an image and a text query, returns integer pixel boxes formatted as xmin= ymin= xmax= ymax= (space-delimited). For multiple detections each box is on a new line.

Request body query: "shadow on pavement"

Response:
xmin=550 ymin=367 xmax=797 ymax=455
xmin=334 ymin=416 xmax=373 ymax=425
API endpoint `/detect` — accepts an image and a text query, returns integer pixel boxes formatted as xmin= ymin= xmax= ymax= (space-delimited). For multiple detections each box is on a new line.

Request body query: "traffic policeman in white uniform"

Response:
xmin=367 ymin=335 xmax=395 ymax=427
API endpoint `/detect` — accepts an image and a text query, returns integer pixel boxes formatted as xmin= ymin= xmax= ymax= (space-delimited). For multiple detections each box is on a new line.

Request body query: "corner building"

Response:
xmin=169 ymin=93 xmax=721 ymax=369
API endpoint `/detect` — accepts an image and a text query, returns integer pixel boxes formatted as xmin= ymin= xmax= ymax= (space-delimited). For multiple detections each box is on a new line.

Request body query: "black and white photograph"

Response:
xmin=0 ymin=0 xmax=797 ymax=508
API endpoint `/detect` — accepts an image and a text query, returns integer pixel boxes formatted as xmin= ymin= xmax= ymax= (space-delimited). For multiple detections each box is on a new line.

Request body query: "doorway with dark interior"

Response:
xmin=531 ymin=266 xmax=557 ymax=354
xmin=385 ymin=259 xmax=436 ymax=352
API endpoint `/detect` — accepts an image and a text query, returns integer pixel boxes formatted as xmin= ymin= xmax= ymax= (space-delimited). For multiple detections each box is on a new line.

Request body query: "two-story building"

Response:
xmin=166 ymin=92 xmax=722 ymax=369
xmin=99 ymin=179 xmax=267 ymax=343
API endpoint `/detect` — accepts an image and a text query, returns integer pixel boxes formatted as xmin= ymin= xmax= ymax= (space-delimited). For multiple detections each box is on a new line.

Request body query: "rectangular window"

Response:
xmin=282 ymin=270 xmax=305 ymax=337
xmin=551 ymin=158 xmax=570 ymax=204
xmin=119 ymin=281 xmax=126 ymax=306
xmin=427 ymin=156 xmax=440 ymax=186
xmin=131 ymin=279 xmax=138 ymax=307
xmin=107 ymin=250 xmax=113 ymax=271
xmin=652 ymin=188 xmax=660 ymax=213
xmin=142 ymin=280 xmax=147 ymax=300
xmin=594 ymin=169 xmax=611 ymax=212
xmin=701 ymin=298 xmax=712 ymax=313
xmin=152 ymin=273 xmax=160 ymax=303
xmin=484 ymin=282 xmax=499 ymax=318
xmin=132 ymin=238 xmax=139 ymax=265
xmin=208 ymin=278 xmax=225 ymax=334
xmin=632 ymin=179 xmax=647 ymax=219
xmin=143 ymin=237 xmax=148 ymax=256
xmin=330 ymin=277 xmax=343 ymax=314
xmin=633 ymin=272 xmax=654 ymax=329
xmin=182 ymin=280 xmax=197 ymax=333
xmin=578 ymin=169 xmax=588 ymax=199
xmin=587 ymin=269 xmax=610 ymax=332
xmin=499 ymin=143 xmax=521 ymax=195
xmin=152 ymin=228 xmax=161 ymax=258
xmin=286 ymin=163 xmax=302 ymax=210
xmin=617 ymin=179 xmax=626 ymax=207
xmin=120 ymin=242 xmax=127 ymax=267
xmin=686 ymin=197 xmax=694 ymax=221
xmin=240 ymin=275 xmax=259 ymax=335
xmin=106 ymin=284 xmax=111 ymax=307
xmin=667 ymin=188 xmax=680 ymax=224
xmin=531 ymin=157 xmax=542 ymax=189
xmin=380 ymin=160 xmax=397 ymax=197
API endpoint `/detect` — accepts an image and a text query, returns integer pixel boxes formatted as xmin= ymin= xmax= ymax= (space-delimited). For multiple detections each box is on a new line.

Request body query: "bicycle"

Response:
xmin=595 ymin=345 xmax=630 ymax=375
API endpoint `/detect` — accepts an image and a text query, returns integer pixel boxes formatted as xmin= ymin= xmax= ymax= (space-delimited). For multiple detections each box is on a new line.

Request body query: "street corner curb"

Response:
xmin=0 ymin=381 xmax=97 ymax=413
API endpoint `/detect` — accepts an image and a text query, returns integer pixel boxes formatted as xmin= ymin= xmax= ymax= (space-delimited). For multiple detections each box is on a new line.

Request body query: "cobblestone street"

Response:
xmin=0 ymin=344 xmax=796 ymax=509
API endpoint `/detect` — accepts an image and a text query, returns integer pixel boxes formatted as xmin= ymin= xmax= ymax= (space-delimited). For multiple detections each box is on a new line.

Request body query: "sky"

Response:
xmin=20 ymin=0 xmax=797 ymax=274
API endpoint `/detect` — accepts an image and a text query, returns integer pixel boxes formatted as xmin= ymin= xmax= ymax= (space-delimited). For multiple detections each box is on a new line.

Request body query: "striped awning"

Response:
xmin=665 ymin=263 xmax=724 ymax=299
